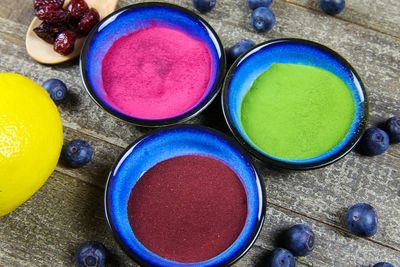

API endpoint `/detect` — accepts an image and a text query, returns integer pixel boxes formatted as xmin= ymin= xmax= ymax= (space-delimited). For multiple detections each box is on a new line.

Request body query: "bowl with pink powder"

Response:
xmin=80 ymin=2 xmax=226 ymax=126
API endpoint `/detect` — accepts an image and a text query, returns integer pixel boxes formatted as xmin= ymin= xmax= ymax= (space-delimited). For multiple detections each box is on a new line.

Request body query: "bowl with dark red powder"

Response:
xmin=105 ymin=125 xmax=265 ymax=267
xmin=80 ymin=3 xmax=226 ymax=126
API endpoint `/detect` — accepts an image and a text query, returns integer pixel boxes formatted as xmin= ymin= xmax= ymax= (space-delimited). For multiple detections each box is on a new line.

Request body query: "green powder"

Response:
xmin=241 ymin=63 xmax=355 ymax=160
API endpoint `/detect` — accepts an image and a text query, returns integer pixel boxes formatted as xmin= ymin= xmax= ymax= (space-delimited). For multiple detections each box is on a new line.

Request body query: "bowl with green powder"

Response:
xmin=222 ymin=39 xmax=368 ymax=170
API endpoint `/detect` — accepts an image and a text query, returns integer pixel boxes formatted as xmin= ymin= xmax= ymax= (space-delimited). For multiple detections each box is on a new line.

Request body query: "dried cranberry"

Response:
xmin=67 ymin=0 xmax=89 ymax=19
xmin=78 ymin=8 xmax=100 ymax=36
xmin=54 ymin=30 xmax=76 ymax=55
xmin=34 ymin=0 xmax=66 ymax=22
xmin=34 ymin=22 xmax=56 ymax=43
xmin=33 ymin=21 xmax=66 ymax=43
xmin=35 ymin=6 xmax=69 ymax=24
xmin=67 ymin=16 xmax=80 ymax=33
xmin=34 ymin=0 xmax=64 ymax=10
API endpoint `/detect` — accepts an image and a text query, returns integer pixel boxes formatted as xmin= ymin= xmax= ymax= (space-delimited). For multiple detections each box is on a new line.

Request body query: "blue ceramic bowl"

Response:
xmin=222 ymin=39 xmax=368 ymax=170
xmin=81 ymin=3 xmax=225 ymax=127
xmin=105 ymin=125 xmax=265 ymax=267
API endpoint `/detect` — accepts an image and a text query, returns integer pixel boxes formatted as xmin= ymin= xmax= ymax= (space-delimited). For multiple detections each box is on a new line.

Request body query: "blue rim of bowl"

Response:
xmin=80 ymin=2 xmax=226 ymax=127
xmin=222 ymin=38 xmax=369 ymax=170
xmin=104 ymin=125 xmax=266 ymax=267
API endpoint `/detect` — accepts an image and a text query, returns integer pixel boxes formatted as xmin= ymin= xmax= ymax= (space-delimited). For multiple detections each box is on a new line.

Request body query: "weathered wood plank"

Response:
xmin=0 ymin=0 xmax=32 ymax=26
xmin=0 ymin=0 xmax=399 ymax=266
xmin=286 ymin=0 xmax=400 ymax=39
xmin=1 ymin=171 xmax=399 ymax=266
xmin=56 ymin=126 xmax=125 ymax=188
xmin=257 ymin=149 xmax=400 ymax=251
xmin=2 ymin=0 xmax=399 ymax=142
xmin=57 ymin=120 xmax=400 ymax=254
xmin=191 ymin=0 xmax=400 ymax=102
xmin=260 ymin=204 xmax=400 ymax=266
xmin=1 ymin=0 xmax=399 ymax=170
xmin=7 ymin=0 xmax=400 ymax=40
xmin=34 ymin=124 xmax=400 ymax=261
xmin=54 ymin=120 xmax=400 ymax=255
xmin=0 ymin=172 xmax=137 ymax=267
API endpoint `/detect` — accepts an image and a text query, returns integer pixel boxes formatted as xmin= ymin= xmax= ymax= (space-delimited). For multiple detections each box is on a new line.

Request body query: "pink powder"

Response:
xmin=101 ymin=26 xmax=212 ymax=120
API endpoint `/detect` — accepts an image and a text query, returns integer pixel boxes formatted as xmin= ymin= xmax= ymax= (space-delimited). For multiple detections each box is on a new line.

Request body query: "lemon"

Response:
xmin=0 ymin=73 xmax=63 ymax=217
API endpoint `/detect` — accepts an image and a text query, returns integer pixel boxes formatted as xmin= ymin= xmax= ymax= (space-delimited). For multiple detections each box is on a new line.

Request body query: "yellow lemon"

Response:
xmin=0 ymin=73 xmax=63 ymax=217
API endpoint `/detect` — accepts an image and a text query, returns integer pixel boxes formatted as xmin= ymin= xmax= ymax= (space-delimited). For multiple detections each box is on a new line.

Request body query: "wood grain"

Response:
xmin=286 ymin=0 xmax=400 ymax=39
xmin=1 ymin=166 xmax=399 ymax=266
xmin=0 ymin=0 xmax=399 ymax=266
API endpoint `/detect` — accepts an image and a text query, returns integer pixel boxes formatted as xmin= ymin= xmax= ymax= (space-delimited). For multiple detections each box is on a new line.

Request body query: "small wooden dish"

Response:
xmin=26 ymin=0 xmax=118 ymax=65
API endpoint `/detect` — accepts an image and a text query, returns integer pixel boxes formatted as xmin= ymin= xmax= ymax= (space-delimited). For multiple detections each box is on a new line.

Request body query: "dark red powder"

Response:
xmin=127 ymin=155 xmax=248 ymax=263
xmin=101 ymin=26 xmax=212 ymax=120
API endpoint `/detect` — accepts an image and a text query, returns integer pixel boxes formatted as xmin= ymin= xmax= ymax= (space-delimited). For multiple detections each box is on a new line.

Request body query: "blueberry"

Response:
xmin=42 ymin=78 xmax=68 ymax=104
xmin=282 ymin=224 xmax=315 ymax=256
xmin=384 ymin=116 xmax=400 ymax=144
xmin=192 ymin=0 xmax=216 ymax=13
xmin=320 ymin=0 xmax=345 ymax=15
xmin=76 ymin=241 xmax=107 ymax=267
xmin=247 ymin=0 xmax=273 ymax=10
xmin=359 ymin=127 xmax=390 ymax=156
xmin=346 ymin=203 xmax=378 ymax=237
xmin=227 ymin=39 xmax=256 ymax=64
xmin=250 ymin=7 xmax=276 ymax=33
xmin=373 ymin=262 xmax=395 ymax=267
xmin=63 ymin=140 xmax=94 ymax=168
xmin=267 ymin=248 xmax=296 ymax=267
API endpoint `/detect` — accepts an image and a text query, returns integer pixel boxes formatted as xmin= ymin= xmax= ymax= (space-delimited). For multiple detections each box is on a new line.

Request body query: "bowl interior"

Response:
xmin=105 ymin=126 xmax=265 ymax=267
xmin=224 ymin=39 xmax=367 ymax=168
xmin=81 ymin=3 xmax=224 ymax=125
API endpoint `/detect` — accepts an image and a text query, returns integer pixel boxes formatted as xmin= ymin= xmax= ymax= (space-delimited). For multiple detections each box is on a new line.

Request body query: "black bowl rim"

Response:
xmin=222 ymin=38 xmax=369 ymax=171
xmin=104 ymin=124 xmax=266 ymax=267
xmin=80 ymin=2 xmax=226 ymax=127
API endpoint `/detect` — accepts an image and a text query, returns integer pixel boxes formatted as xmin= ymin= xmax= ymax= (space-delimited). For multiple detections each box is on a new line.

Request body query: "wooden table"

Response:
xmin=0 ymin=0 xmax=399 ymax=266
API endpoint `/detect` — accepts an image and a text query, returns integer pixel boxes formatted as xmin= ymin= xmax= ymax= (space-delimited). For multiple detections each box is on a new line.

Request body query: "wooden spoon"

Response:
xmin=26 ymin=0 xmax=118 ymax=65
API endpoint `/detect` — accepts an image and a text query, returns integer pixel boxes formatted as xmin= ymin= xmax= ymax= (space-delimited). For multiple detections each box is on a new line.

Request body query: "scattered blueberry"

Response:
xmin=76 ymin=241 xmax=107 ymax=267
xmin=373 ymin=262 xmax=395 ymax=267
xmin=282 ymin=224 xmax=315 ymax=256
xmin=247 ymin=0 xmax=273 ymax=10
xmin=359 ymin=127 xmax=390 ymax=156
xmin=42 ymin=78 xmax=68 ymax=104
xmin=63 ymin=140 xmax=94 ymax=168
xmin=227 ymin=39 xmax=256 ymax=64
xmin=267 ymin=248 xmax=296 ymax=267
xmin=192 ymin=0 xmax=216 ymax=13
xmin=250 ymin=7 xmax=276 ymax=33
xmin=384 ymin=116 xmax=400 ymax=144
xmin=346 ymin=203 xmax=378 ymax=237
xmin=320 ymin=0 xmax=345 ymax=15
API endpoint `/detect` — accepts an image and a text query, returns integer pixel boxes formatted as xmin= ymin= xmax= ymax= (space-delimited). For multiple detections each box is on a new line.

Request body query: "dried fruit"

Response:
xmin=32 ymin=0 xmax=100 ymax=55
xmin=33 ymin=22 xmax=57 ymax=44
xmin=33 ymin=21 xmax=66 ymax=43
xmin=54 ymin=30 xmax=76 ymax=55
xmin=35 ymin=6 xmax=69 ymax=24
xmin=67 ymin=0 xmax=89 ymax=19
xmin=67 ymin=16 xmax=80 ymax=33
xmin=34 ymin=0 xmax=65 ymax=10
xmin=78 ymin=8 xmax=100 ymax=35
xmin=34 ymin=0 xmax=66 ymax=22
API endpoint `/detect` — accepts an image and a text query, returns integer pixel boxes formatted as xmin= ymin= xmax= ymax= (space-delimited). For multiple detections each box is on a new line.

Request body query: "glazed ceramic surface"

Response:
xmin=81 ymin=2 xmax=225 ymax=126
xmin=222 ymin=39 xmax=368 ymax=170
xmin=105 ymin=125 xmax=265 ymax=267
